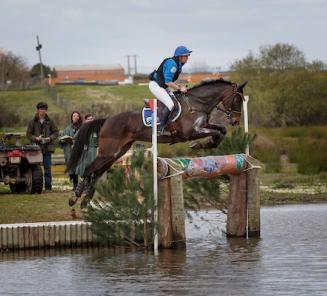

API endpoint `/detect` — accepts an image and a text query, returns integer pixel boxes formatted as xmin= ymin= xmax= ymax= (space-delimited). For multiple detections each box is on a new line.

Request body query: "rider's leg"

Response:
xmin=149 ymin=81 xmax=174 ymax=132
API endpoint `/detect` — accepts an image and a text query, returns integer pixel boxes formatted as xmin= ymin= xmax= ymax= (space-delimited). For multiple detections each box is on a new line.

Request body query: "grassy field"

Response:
xmin=0 ymin=85 xmax=151 ymax=130
xmin=0 ymin=190 xmax=85 ymax=224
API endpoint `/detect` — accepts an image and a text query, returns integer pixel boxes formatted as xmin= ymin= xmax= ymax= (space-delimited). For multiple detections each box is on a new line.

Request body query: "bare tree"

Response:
xmin=0 ymin=50 xmax=29 ymax=88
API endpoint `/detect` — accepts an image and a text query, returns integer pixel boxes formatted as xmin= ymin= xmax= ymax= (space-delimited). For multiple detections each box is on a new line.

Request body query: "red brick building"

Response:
xmin=53 ymin=64 xmax=126 ymax=83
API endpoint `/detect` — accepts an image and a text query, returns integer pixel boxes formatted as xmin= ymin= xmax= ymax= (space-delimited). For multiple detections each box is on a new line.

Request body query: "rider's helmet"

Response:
xmin=174 ymin=46 xmax=192 ymax=57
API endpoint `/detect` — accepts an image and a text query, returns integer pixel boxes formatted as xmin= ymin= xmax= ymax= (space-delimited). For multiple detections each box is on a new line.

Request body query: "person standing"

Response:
xmin=149 ymin=45 xmax=192 ymax=133
xmin=60 ymin=111 xmax=82 ymax=191
xmin=26 ymin=102 xmax=59 ymax=191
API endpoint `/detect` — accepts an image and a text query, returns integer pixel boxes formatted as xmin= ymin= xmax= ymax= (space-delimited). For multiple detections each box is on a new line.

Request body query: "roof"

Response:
xmin=54 ymin=64 xmax=124 ymax=71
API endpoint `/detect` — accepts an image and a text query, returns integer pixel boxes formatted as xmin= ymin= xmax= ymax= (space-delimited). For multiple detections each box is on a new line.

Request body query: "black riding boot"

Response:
xmin=160 ymin=107 xmax=172 ymax=135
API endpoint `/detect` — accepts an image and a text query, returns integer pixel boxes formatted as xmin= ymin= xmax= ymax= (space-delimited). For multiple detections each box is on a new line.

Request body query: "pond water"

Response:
xmin=1 ymin=203 xmax=327 ymax=296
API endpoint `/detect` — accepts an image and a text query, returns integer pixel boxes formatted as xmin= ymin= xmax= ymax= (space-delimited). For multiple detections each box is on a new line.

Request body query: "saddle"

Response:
xmin=142 ymin=96 xmax=182 ymax=127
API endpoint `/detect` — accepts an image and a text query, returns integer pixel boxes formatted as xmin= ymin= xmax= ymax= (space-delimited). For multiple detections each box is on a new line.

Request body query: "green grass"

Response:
xmin=0 ymin=85 xmax=151 ymax=129
xmin=252 ymin=126 xmax=327 ymax=174
xmin=0 ymin=191 xmax=84 ymax=224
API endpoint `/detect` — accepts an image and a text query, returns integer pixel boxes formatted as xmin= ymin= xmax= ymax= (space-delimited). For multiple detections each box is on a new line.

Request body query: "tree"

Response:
xmin=230 ymin=43 xmax=327 ymax=127
xmin=29 ymin=63 xmax=54 ymax=78
xmin=259 ymin=43 xmax=306 ymax=71
xmin=306 ymin=60 xmax=327 ymax=72
xmin=0 ymin=50 xmax=29 ymax=85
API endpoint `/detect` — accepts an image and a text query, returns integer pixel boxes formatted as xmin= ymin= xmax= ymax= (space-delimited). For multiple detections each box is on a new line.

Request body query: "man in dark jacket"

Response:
xmin=26 ymin=102 xmax=59 ymax=191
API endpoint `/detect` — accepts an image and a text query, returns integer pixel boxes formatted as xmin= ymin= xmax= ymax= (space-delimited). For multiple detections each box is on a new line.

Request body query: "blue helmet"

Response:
xmin=174 ymin=46 xmax=192 ymax=57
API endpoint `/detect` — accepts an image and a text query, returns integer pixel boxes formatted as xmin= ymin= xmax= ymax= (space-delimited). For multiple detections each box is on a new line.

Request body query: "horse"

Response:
xmin=67 ymin=79 xmax=247 ymax=207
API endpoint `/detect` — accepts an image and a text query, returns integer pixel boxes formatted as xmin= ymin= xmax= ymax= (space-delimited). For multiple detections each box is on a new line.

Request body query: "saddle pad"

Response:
xmin=142 ymin=107 xmax=161 ymax=127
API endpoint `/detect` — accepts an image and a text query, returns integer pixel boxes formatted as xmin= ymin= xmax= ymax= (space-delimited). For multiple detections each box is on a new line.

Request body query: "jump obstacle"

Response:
xmin=156 ymin=153 xmax=261 ymax=249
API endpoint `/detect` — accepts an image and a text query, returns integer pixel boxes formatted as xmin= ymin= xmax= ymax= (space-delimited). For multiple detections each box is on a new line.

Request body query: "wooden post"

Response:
xmin=246 ymin=168 xmax=261 ymax=237
xmin=170 ymin=175 xmax=186 ymax=248
xmin=158 ymin=178 xmax=173 ymax=248
xmin=226 ymin=173 xmax=247 ymax=237
xmin=158 ymin=172 xmax=186 ymax=249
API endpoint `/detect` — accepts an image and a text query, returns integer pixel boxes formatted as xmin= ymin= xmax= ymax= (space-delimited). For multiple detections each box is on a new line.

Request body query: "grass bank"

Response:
xmin=0 ymin=191 xmax=84 ymax=224
xmin=0 ymin=85 xmax=151 ymax=129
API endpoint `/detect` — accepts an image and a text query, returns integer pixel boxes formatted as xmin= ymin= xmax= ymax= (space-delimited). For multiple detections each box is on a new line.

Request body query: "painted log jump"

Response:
xmin=157 ymin=153 xmax=261 ymax=249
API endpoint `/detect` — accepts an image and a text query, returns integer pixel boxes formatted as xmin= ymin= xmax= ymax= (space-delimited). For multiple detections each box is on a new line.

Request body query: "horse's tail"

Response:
xmin=66 ymin=118 xmax=106 ymax=173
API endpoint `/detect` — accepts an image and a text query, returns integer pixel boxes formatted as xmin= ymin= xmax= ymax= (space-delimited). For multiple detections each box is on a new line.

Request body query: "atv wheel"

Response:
xmin=26 ymin=165 xmax=43 ymax=194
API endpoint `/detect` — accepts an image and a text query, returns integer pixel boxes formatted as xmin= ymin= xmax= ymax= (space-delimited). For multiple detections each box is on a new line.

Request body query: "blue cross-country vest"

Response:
xmin=149 ymin=57 xmax=182 ymax=89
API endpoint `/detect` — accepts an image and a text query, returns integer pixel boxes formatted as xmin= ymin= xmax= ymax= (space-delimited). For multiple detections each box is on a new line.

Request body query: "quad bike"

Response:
xmin=0 ymin=134 xmax=43 ymax=194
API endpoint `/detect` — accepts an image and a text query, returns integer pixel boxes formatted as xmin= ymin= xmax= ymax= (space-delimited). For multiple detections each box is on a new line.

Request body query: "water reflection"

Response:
xmin=1 ymin=204 xmax=327 ymax=296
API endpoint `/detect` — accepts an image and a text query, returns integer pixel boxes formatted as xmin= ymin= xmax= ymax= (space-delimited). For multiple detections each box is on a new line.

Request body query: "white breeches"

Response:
xmin=149 ymin=81 xmax=174 ymax=111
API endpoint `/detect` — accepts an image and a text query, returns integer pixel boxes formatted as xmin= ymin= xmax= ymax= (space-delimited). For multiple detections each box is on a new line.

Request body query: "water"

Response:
xmin=1 ymin=204 xmax=327 ymax=296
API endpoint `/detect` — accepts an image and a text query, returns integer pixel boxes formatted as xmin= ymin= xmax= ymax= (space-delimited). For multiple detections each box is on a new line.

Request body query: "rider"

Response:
xmin=149 ymin=45 xmax=192 ymax=133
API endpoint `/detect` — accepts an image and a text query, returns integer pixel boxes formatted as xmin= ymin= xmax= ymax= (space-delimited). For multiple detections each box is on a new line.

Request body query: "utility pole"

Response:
xmin=133 ymin=54 xmax=137 ymax=74
xmin=126 ymin=54 xmax=138 ymax=75
xmin=0 ymin=48 xmax=5 ymax=88
xmin=126 ymin=55 xmax=131 ymax=76
xmin=36 ymin=35 xmax=44 ymax=83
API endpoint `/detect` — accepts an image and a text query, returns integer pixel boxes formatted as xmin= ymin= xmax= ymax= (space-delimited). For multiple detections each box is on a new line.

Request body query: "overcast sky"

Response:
xmin=1 ymin=0 xmax=326 ymax=73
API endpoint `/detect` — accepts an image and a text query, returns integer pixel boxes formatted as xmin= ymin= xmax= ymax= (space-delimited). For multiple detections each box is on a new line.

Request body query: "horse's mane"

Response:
xmin=188 ymin=78 xmax=233 ymax=90
xmin=174 ymin=78 xmax=233 ymax=95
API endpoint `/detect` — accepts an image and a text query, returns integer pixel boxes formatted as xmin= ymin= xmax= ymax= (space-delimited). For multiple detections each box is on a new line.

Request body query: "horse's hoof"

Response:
xmin=80 ymin=198 xmax=88 ymax=209
xmin=84 ymin=187 xmax=95 ymax=199
xmin=189 ymin=141 xmax=202 ymax=150
xmin=68 ymin=196 xmax=77 ymax=207
xmin=219 ymin=126 xmax=227 ymax=135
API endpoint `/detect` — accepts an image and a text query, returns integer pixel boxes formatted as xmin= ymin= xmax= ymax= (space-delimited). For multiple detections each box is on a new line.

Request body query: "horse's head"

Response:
xmin=221 ymin=81 xmax=247 ymax=126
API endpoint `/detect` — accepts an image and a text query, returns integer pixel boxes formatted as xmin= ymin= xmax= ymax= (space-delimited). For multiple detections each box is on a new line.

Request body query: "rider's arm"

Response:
xmin=166 ymin=82 xmax=187 ymax=92
xmin=166 ymin=81 xmax=181 ymax=90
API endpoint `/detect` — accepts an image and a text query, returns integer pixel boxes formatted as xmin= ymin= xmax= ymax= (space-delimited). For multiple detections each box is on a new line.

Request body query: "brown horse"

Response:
xmin=67 ymin=79 xmax=247 ymax=207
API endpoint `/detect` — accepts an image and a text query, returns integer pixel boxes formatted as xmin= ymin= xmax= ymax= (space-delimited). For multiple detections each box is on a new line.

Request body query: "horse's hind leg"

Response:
xmin=68 ymin=155 xmax=115 ymax=207
xmin=81 ymin=142 xmax=134 ymax=208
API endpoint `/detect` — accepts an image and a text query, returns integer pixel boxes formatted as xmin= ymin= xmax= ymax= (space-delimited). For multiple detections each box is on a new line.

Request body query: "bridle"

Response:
xmin=215 ymin=84 xmax=244 ymax=121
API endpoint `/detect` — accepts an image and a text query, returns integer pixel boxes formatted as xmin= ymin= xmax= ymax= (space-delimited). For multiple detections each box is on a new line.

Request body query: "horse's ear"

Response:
xmin=237 ymin=81 xmax=248 ymax=92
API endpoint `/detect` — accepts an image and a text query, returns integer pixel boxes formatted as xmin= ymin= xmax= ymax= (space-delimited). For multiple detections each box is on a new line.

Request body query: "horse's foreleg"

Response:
xmin=190 ymin=134 xmax=225 ymax=149
xmin=189 ymin=124 xmax=227 ymax=149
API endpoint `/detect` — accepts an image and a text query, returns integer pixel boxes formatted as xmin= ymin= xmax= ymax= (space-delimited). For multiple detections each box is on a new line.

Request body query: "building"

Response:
xmin=180 ymin=71 xmax=231 ymax=84
xmin=53 ymin=64 xmax=126 ymax=83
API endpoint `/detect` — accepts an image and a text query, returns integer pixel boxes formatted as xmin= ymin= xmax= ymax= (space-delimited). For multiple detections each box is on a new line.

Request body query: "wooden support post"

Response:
xmin=158 ymin=178 xmax=173 ymax=248
xmin=158 ymin=172 xmax=186 ymax=249
xmin=226 ymin=173 xmax=247 ymax=237
xmin=170 ymin=175 xmax=186 ymax=248
xmin=246 ymin=168 xmax=261 ymax=237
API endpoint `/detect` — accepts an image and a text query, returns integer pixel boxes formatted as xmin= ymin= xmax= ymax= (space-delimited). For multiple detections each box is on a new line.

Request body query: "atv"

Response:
xmin=0 ymin=133 xmax=43 ymax=194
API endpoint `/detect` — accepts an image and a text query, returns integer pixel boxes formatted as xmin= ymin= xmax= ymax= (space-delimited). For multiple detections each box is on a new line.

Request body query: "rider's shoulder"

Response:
xmin=163 ymin=58 xmax=178 ymax=71
xmin=164 ymin=58 xmax=177 ymax=66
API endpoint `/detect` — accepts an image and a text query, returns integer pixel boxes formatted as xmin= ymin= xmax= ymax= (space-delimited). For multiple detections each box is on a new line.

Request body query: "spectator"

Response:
xmin=26 ymin=102 xmax=59 ymax=191
xmin=75 ymin=114 xmax=98 ymax=178
xmin=59 ymin=111 xmax=82 ymax=191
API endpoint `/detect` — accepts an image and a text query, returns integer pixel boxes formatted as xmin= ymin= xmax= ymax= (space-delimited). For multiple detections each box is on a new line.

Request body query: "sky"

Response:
xmin=1 ymin=0 xmax=326 ymax=73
